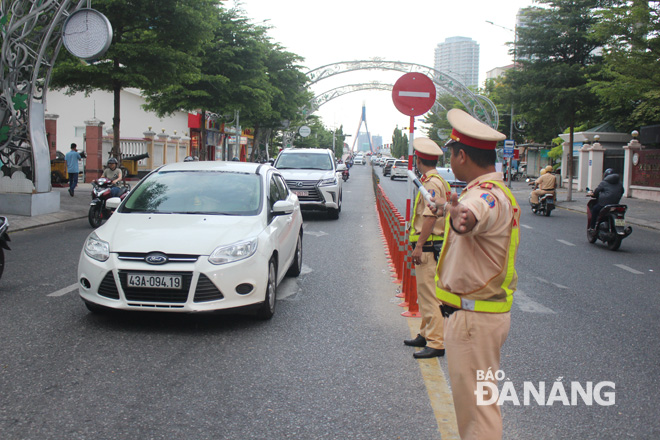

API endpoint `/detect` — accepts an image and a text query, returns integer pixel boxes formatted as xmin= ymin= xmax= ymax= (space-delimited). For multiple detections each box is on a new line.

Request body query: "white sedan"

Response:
xmin=77 ymin=161 xmax=303 ymax=319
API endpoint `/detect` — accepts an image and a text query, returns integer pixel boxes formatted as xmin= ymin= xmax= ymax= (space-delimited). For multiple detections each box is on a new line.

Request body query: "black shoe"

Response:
xmin=404 ymin=334 xmax=426 ymax=347
xmin=413 ymin=347 xmax=445 ymax=359
xmin=68 ymin=188 xmax=74 ymax=197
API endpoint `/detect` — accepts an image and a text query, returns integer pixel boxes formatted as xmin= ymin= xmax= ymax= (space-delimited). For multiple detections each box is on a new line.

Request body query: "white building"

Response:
xmin=45 ymin=88 xmax=190 ymax=156
xmin=434 ymin=36 xmax=480 ymax=88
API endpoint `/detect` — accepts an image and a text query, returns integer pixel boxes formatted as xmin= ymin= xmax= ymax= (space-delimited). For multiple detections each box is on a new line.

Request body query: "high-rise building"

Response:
xmin=434 ymin=36 xmax=480 ymax=88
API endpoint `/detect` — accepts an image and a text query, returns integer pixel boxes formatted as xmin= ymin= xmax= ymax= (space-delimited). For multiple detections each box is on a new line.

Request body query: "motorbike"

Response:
xmin=0 ymin=217 xmax=10 ymax=280
xmin=89 ymin=177 xmax=130 ymax=228
xmin=527 ymin=179 xmax=555 ymax=216
xmin=586 ymin=188 xmax=632 ymax=251
xmin=342 ymin=168 xmax=349 ymax=181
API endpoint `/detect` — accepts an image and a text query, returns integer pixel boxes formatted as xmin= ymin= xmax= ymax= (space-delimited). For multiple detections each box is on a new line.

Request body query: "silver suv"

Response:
xmin=274 ymin=148 xmax=344 ymax=219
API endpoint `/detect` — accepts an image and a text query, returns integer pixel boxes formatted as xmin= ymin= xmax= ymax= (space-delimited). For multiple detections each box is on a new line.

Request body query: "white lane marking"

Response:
xmin=304 ymin=230 xmax=328 ymax=237
xmin=557 ymin=239 xmax=575 ymax=247
xmin=47 ymin=283 xmax=78 ymax=297
xmin=614 ymin=264 xmax=643 ymax=275
xmin=536 ymin=277 xmax=568 ymax=289
xmin=515 ymin=291 xmax=556 ymax=314
xmin=521 ymin=224 xmax=533 ymax=229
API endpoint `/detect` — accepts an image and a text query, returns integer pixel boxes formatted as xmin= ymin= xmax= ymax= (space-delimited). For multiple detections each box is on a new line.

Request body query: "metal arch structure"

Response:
xmin=305 ymin=60 xmax=499 ymax=128
xmin=0 ymin=0 xmax=86 ymax=193
xmin=310 ymin=82 xmax=448 ymax=115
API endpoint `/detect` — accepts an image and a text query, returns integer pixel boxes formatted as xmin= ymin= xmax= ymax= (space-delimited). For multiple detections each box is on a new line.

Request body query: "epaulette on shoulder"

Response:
xmin=479 ymin=182 xmax=494 ymax=189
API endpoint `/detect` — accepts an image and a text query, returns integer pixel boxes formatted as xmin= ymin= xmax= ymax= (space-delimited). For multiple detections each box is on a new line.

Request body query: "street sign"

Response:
xmin=392 ymin=73 xmax=436 ymax=116
xmin=299 ymin=125 xmax=311 ymax=137
xmin=504 ymin=140 xmax=515 ymax=158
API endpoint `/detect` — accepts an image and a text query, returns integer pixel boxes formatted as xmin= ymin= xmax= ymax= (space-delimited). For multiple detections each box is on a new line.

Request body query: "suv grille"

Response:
xmin=118 ymin=270 xmax=192 ymax=303
xmin=284 ymin=180 xmax=322 ymax=202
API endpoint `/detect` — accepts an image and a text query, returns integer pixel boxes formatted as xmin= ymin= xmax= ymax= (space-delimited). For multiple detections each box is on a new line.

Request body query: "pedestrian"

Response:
xmin=433 ymin=108 xmax=520 ymax=440
xmin=404 ymin=137 xmax=449 ymax=359
xmin=64 ymin=143 xmax=85 ymax=196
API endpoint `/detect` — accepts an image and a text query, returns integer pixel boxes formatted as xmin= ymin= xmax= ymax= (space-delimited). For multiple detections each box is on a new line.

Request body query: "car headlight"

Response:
xmin=318 ymin=176 xmax=337 ymax=187
xmin=84 ymin=232 xmax=110 ymax=262
xmin=208 ymin=238 xmax=258 ymax=265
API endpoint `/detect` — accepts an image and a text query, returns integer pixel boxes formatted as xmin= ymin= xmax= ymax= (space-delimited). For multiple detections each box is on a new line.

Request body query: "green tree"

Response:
xmin=507 ymin=0 xmax=605 ymax=200
xmin=391 ymin=126 xmax=408 ymax=159
xmin=591 ymin=1 xmax=660 ymax=131
xmin=51 ymin=0 xmax=217 ymax=159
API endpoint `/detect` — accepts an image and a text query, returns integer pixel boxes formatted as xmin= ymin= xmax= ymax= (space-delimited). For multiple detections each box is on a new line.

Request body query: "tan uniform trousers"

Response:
xmin=415 ymin=251 xmax=444 ymax=349
xmin=444 ymin=310 xmax=511 ymax=440
xmin=530 ymin=189 xmax=555 ymax=204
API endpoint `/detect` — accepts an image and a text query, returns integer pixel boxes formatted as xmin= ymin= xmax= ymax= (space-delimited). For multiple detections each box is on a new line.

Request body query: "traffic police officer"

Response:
xmin=530 ymin=165 xmax=556 ymax=205
xmin=434 ymin=109 xmax=520 ymax=440
xmin=404 ymin=138 xmax=449 ymax=359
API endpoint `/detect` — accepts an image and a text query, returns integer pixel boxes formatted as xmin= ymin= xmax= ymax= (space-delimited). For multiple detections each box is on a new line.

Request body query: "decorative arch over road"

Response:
xmin=305 ymin=60 xmax=498 ymax=128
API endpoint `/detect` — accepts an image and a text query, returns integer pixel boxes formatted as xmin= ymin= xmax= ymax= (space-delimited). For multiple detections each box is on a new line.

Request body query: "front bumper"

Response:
xmin=78 ymin=251 xmax=268 ymax=312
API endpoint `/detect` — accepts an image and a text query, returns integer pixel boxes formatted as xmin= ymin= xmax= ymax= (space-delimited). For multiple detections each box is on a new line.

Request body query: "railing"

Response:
xmin=101 ymin=137 xmax=190 ymax=172
xmin=372 ymin=166 xmax=420 ymax=317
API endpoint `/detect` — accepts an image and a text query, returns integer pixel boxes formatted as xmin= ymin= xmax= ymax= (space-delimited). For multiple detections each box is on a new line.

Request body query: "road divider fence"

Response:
xmin=372 ymin=168 xmax=420 ymax=317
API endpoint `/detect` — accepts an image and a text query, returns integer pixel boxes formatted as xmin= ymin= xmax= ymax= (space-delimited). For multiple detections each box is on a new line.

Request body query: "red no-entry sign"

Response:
xmin=392 ymin=73 xmax=436 ymax=116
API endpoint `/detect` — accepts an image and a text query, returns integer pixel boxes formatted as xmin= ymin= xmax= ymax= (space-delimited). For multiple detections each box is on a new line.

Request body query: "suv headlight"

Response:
xmin=318 ymin=176 xmax=337 ymax=187
xmin=84 ymin=232 xmax=110 ymax=262
xmin=209 ymin=238 xmax=258 ymax=265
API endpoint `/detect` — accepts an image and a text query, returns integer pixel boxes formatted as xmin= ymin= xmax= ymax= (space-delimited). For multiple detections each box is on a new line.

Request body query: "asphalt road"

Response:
xmin=0 ymin=165 xmax=441 ymax=439
xmin=376 ymin=161 xmax=660 ymax=439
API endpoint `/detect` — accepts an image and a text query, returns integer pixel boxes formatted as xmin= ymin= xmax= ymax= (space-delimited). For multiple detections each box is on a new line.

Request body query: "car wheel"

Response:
xmin=286 ymin=230 xmax=303 ymax=277
xmin=256 ymin=259 xmax=277 ymax=319
xmin=0 ymin=248 xmax=4 ymax=280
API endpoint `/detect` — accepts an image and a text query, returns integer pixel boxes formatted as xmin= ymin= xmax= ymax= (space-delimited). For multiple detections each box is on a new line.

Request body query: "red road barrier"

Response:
xmin=372 ymin=169 xmax=420 ymax=318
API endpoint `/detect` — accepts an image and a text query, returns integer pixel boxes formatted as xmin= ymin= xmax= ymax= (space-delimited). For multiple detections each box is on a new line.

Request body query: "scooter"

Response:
xmin=586 ymin=188 xmax=632 ymax=251
xmin=0 ymin=217 xmax=10 ymax=280
xmin=342 ymin=168 xmax=349 ymax=181
xmin=527 ymin=179 xmax=555 ymax=216
xmin=88 ymin=177 xmax=130 ymax=228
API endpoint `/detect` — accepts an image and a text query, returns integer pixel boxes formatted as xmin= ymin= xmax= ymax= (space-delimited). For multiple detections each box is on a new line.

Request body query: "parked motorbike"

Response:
xmin=527 ymin=178 xmax=555 ymax=216
xmin=0 ymin=217 xmax=10 ymax=280
xmin=89 ymin=177 xmax=130 ymax=228
xmin=586 ymin=188 xmax=632 ymax=251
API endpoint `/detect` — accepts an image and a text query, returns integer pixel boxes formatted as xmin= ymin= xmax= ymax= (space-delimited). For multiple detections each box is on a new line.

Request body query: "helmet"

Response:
xmin=184 ymin=156 xmax=194 ymax=162
xmin=231 ymin=157 xmax=240 ymax=161
xmin=107 ymin=157 xmax=118 ymax=165
xmin=540 ymin=169 xmax=546 ymax=175
xmin=603 ymin=168 xmax=614 ymax=178
xmin=545 ymin=165 xmax=553 ymax=173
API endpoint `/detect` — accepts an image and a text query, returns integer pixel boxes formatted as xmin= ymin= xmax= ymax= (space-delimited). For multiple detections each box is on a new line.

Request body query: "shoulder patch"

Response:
xmin=479 ymin=182 xmax=494 ymax=189
xmin=480 ymin=193 xmax=496 ymax=208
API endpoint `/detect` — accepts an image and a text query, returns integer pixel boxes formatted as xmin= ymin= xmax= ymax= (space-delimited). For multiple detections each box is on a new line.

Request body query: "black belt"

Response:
xmin=411 ymin=240 xmax=443 ymax=252
xmin=440 ymin=304 xmax=459 ymax=318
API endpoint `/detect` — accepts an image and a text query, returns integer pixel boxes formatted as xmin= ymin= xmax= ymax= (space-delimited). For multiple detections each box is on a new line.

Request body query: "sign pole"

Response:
xmin=406 ymin=115 xmax=415 ymax=223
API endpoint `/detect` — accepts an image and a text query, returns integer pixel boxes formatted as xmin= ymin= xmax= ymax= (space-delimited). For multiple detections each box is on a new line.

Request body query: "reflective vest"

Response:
xmin=409 ymin=173 xmax=450 ymax=243
xmin=435 ymin=180 xmax=520 ymax=313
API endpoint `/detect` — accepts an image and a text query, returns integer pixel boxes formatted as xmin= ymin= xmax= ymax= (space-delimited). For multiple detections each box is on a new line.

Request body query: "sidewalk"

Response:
xmin=2 ymin=180 xmax=660 ymax=232
xmin=508 ymin=181 xmax=660 ymax=231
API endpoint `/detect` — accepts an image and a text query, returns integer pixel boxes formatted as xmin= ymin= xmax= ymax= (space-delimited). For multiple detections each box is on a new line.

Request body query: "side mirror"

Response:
xmin=268 ymin=158 xmax=275 ymax=165
xmin=337 ymin=164 xmax=347 ymax=171
xmin=272 ymin=200 xmax=294 ymax=216
xmin=106 ymin=197 xmax=122 ymax=210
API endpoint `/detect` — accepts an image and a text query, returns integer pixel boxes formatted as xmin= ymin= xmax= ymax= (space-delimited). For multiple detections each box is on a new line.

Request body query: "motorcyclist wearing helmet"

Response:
xmin=102 ymin=157 xmax=123 ymax=197
xmin=588 ymin=168 xmax=625 ymax=230
xmin=530 ymin=165 xmax=557 ymax=206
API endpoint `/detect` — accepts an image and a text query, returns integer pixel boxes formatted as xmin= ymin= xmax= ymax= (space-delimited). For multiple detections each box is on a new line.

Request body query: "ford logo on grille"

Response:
xmin=145 ymin=252 xmax=168 ymax=265
xmin=296 ymin=181 xmax=304 ymax=187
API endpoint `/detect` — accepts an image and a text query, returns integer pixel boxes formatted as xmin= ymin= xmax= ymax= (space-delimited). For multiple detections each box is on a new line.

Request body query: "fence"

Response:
xmin=372 ymin=167 xmax=420 ymax=317
xmin=100 ymin=136 xmax=190 ymax=172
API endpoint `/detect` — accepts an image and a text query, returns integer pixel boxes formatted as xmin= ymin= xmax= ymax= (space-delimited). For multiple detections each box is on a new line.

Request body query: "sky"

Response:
xmin=237 ymin=0 xmax=536 ymax=146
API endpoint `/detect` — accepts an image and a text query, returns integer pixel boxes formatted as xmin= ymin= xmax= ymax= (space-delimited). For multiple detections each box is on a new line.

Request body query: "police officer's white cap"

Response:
xmin=413 ymin=137 xmax=443 ymax=160
xmin=447 ymin=109 xmax=506 ymax=150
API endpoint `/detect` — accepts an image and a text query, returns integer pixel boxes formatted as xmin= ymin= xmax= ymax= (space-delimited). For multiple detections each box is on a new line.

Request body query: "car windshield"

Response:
xmin=120 ymin=170 xmax=263 ymax=215
xmin=437 ymin=168 xmax=457 ymax=181
xmin=275 ymin=152 xmax=333 ymax=170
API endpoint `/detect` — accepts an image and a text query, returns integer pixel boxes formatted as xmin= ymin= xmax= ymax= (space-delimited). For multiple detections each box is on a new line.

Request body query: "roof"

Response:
xmin=156 ymin=161 xmax=271 ymax=174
